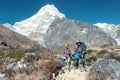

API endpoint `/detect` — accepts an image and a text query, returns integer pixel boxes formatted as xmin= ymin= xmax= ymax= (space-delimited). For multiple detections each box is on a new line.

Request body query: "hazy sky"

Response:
xmin=0 ymin=0 xmax=120 ymax=25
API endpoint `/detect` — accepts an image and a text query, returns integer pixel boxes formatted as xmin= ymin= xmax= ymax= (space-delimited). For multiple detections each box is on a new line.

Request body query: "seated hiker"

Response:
xmin=72 ymin=48 xmax=79 ymax=69
xmin=76 ymin=41 xmax=87 ymax=71
xmin=61 ymin=43 xmax=72 ymax=71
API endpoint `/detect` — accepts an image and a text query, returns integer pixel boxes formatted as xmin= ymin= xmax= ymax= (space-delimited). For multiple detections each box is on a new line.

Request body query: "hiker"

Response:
xmin=72 ymin=48 xmax=79 ymax=69
xmin=76 ymin=41 xmax=87 ymax=71
xmin=61 ymin=44 xmax=72 ymax=71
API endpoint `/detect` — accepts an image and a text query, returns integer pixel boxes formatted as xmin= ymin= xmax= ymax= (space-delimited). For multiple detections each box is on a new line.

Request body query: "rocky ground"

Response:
xmin=54 ymin=46 xmax=120 ymax=80
xmin=0 ymin=46 xmax=120 ymax=80
xmin=55 ymin=63 xmax=92 ymax=80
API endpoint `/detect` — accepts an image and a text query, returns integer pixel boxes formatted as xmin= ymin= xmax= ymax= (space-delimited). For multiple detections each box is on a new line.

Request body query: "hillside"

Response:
xmin=0 ymin=25 xmax=43 ymax=52
xmin=0 ymin=25 xmax=120 ymax=80
xmin=0 ymin=25 xmax=61 ymax=80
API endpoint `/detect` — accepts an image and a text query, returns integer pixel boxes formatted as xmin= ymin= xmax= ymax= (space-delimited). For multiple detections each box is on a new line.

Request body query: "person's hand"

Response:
xmin=72 ymin=54 xmax=74 ymax=57
xmin=71 ymin=58 xmax=74 ymax=61
xmin=72 ymin=59 xmax=75 ymax=61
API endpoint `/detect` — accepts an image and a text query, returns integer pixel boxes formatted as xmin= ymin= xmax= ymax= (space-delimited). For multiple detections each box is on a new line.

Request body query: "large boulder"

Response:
xmin=0 ymin=74 xmax=6 ymax=80
xmin=87 ymin=59 xmax=120 ymax=80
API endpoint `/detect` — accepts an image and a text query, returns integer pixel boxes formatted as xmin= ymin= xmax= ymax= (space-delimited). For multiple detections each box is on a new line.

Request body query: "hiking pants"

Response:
xmin=79 ymin=53 xmax=86 ymax=68
xmin=61 ymin=57 xmax=71 ymax=71
xmin=75 ymin=59 xmax=79 ymax=69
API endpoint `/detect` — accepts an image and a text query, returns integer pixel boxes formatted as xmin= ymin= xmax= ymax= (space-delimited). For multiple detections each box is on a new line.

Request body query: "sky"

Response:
xmin=0 ymin=0 xmax=120 ymax=25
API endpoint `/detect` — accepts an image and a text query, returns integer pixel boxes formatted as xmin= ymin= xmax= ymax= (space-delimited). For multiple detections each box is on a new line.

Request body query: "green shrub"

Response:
xmin=87 ymin=63 xmax=92 ymax=66
xmin=86 ymin=57 xmax=93 ymax=63
xmin=97 ymin=50 xmax=108 ymax=56
xmin=86 ymin=58 xmax=92 ymax=66
xmin=87 ymin=49 xmax=93 ymax=53
xmin=110 ymin=56 xmax=120 ymax=62
xmin=7 ymin=51 xmax=25 ymax=60
xmin=0 ymin=60 xmax=3 ymax=65
xmin=86 ymin=56 xmax=97 ymax=62
xmin=0 ymin=48 xmax=4 ymax=56
xmin=86 ymin=56 xmax=97 ymax=66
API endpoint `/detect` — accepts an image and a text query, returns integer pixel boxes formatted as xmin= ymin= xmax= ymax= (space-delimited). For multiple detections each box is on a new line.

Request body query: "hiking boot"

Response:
xmin=84 ymin=68 xmax=87 ymax=72
xmin=62 ymin=70 xmax=65 ymax=73
xmin=75 ymin=67 xmax=78 ymax=69
xmin=68 ymin=69 xmax=71 ymax=72
xmin=81 ymin=70 xmax=83 ymax=72
xmin=80 ymin=68 xmax=84 ymax=72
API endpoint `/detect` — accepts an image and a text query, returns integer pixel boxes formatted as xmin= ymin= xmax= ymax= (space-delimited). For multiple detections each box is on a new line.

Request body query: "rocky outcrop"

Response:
xmin=44 ymin=19 xmax=117 ymax=49
xmin=0 ymin=74 xmax=5 ymax=80
xmin=87 ymin=59 xmax=120 ymax=80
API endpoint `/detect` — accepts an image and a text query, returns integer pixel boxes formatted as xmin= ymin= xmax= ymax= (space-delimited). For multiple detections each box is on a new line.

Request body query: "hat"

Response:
xmin=76 ymin=41 xmax=81 ymax=45
xmin=64 ymin=43 xmax=69 ymax=47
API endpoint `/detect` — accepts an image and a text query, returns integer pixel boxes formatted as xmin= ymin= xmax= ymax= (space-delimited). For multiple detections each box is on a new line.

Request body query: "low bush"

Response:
xmin=87 ymin=49 xmax=93 ymax=53
xmin=7 ymin=51 xmax=25 ymax=60
xmin=0 ymin=60 xmax=3 ymax=65
xmin=0 ymin=47 xmax=4 ymax=56
xmin=97 ymin=50 xmax=108 ymax=56
xmin=43 ymin=60 xmax=62 ymax=80
xmin=86 ymin=56 xmax=97 ymax=66
xmin=110 ymin=56 xmax=120 ymax=62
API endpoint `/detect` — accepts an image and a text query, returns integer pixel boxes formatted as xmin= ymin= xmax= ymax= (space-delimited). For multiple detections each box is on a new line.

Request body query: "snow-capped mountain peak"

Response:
xmin=12 ymin=4 xmax=65 ymax=46
xmin=94 ymin=23 xmax=116 ymax=31
xmin=28 ymin=4 xmax=65 ymax=20
xmin=38 ymin=4 xmax=65 ymax=18
xmin=94 ymin=23 xmax=116 ymax=27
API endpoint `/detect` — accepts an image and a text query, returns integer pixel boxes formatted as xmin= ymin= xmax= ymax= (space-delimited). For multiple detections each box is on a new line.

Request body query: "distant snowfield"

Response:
xmin=94 ymin=23 xmax=120 ymax=45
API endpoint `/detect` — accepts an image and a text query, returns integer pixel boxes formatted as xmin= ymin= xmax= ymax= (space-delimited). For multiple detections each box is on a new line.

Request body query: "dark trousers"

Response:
xmin=79 ymin=53 xmax=86 ymax=68
xmin=75 ymin=59 xmax=79 ymax=69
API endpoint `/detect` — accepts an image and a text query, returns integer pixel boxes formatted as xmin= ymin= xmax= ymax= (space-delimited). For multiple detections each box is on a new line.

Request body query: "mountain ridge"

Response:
xmin=94 ymin=23 xmax=120 ymax=45
xmin=44 ymin=18 xmax=117 ymax=49
xmin=3 ymin=4 xmax=118 ymax=49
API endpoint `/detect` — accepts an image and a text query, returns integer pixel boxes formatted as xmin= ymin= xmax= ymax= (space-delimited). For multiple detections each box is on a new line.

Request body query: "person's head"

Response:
xmin=76 ymin=42 xmax=81 ymax=46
